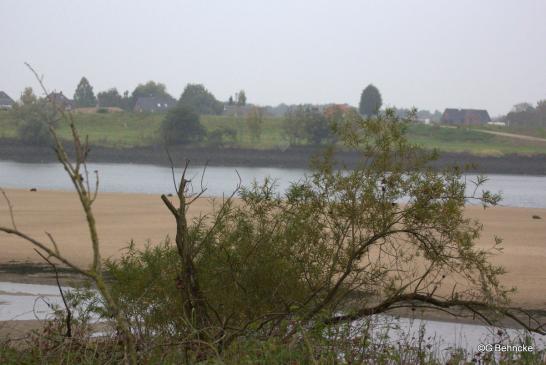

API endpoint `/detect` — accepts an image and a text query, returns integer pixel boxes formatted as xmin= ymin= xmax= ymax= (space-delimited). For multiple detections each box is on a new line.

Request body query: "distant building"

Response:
xmin=47 ymin=92 xmax=76 ymax=110
xmin=134 ymin=96 xmax=175 ymax=112
xmin=323 ymin=104 xmax=354 ymax=119
xmin=0 ymin=91 xmax=15 ymax=110
xmin=441 ymin=108 xmax=491 ymax=125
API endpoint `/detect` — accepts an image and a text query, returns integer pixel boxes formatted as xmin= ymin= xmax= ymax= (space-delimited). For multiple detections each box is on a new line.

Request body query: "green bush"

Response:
xmin=207 ymin=126 xmax=238 ymax=147
xmin=160 ymin=105 xmax=206 ymax=145
xmin=283 ymin=105 xmax=333 ymax=145
xmin=17 ymin=118 xmax=52 ymax=145
xmin=13 ymin=97 xmax=58 ymax=145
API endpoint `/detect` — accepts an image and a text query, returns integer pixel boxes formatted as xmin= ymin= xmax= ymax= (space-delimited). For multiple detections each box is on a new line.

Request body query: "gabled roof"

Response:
xmin=0 ymin=91 xmax=15 ymax=106
xmin=47 ymin=92 xmax=76 ymax=109
xmin=441 ymin=108 xmax=491 ymax=124
xmin=134 ymin=96 xmax=175 ymax=112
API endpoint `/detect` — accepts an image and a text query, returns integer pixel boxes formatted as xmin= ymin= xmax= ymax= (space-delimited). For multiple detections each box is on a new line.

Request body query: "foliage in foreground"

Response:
xmin=1 ymin=309 xmax=544 ymax=364
xmin=2 ymin=101 xmax=546 ymax=363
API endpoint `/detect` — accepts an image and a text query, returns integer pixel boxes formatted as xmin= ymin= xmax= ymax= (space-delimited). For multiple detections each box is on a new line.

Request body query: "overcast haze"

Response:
xmin=1 ymin=0 xmax=545 ymax=115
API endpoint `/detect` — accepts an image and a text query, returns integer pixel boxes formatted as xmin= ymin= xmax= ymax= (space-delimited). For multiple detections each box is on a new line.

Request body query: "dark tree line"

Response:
xmin=505 ymin=101 xmax=546 ymax=129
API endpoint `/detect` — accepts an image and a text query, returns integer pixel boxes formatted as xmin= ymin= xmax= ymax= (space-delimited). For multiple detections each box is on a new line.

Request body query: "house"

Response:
xmin=0 ymin=91 xmax=15 ymax=110
xmin=441 ymin=108 xmax=491 ymax=125
xmin=134 ymin=96 xmax=175 ymax=112
xmin=47 ymin=92 xmax=76 ymax=110
xmin=323 ymin=103 xmax=354 ymax=119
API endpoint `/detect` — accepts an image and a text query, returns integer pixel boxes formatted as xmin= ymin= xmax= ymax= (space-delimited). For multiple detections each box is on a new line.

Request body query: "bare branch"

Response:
xmin=0 ymin=188 xmax=17 ymax=230
xmin=33 ymin=249 xmax=72 ymax=338
xmin=0 ymin=226 xmax=94 ymax=279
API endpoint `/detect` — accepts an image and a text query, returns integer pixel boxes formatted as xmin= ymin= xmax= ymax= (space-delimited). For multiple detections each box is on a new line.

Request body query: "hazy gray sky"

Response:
xmin=1 ymin=0 xmax=545 ymax=115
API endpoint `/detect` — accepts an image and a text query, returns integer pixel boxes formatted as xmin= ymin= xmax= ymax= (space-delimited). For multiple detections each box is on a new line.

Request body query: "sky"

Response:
xmin=1 ymin=0 xmax=545 ymax=116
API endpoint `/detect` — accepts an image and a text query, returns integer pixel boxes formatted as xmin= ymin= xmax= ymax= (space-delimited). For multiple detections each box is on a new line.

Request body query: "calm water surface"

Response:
xmin=1 ymin=160 xmax=545 ymax=208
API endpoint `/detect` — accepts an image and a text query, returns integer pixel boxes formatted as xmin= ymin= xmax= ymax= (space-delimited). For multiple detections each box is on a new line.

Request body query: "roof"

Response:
xmin=441 ymin=108 xmax=491 ymax=124
xmin=134 ymin=96 xmax=175 ymax=112
xmin=0 ymin=91 xmax=14 ymax=106
xmin=47 ymin=92 xmax=76 ymax=109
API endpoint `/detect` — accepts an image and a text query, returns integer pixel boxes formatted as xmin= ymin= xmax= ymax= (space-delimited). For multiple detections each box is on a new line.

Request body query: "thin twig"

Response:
xmin=33 ymin=249 xmax=72 ymax=338
xmin=0 ymin=187 xmax=17 ymax=230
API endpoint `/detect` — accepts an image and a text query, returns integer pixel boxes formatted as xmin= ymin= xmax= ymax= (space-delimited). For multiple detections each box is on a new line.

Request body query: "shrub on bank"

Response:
xmin=160 ymin=105 xmax=206 ymax=145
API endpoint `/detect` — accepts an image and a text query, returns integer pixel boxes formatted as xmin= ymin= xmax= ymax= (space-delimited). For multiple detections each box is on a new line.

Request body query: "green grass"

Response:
xmin=1 ymin=110 xmax=545 ymax=155
xmin=406 ymin=124 xmax=546 ymax=155
xmin=59 ymin=112 xmax=163 ymax=148
xmin=201 ymin=114 xmax=287 ymax=149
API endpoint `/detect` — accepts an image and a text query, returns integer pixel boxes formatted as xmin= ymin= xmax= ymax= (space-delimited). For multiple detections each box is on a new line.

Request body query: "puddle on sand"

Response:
xmin=1 ymin=281 xmax=545 ymax=354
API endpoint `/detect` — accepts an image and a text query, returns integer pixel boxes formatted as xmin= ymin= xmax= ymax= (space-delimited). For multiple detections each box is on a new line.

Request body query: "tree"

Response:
xmin=120 ymin=90 xmax=134 ymax=111
xmin=359 ymin=84 xmax=382 ymax=116
xmin=1 ymin=64 xmax=138 ymax=363
xmin=237 ymin=89 xmax=247 ymax=106
xmin=73 ymin=77 xmax=97 ymax=107
xmin=512 ymin=102 xmax=534 ymax=113
xmin=13 ymin=87 xmax=58 ymax=145
xmin=303 ymin=108 xmax=331 ymax=145
xmin=97 ymin=88 xmax=123 ymax=108
xmin=99 ymin=108 xmax=545 ymax=361
xmin=131 ymin=81 xmax=171 ymax=99
xmin=20 ymin=86 xmax=37 ymax=106
xmin=161 ymin=105 xmax=206 ymax=145
xmin=178 ymin=84 xmax=224 ymax=115
xmin=506 ymin=101 xmax=545 ymax=129
xmin=207 ymin=126 xmax=237 ymax=147
xmin=246 ymin=107 xmax=263 ymax=142
xmin=283 ymin=105 xmax=333 ymax=145
xmin=283 ymin=106 xmax=307 ymax=145
xmin=228 ymin=95 xmax=234 ymax=105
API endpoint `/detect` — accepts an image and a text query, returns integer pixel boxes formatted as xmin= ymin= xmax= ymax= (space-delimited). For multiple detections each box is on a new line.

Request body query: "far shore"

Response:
xmin=1 ymin=138 xmax=545 ymax=175
xmin=1 ymin=189 xmax=545 ymax=312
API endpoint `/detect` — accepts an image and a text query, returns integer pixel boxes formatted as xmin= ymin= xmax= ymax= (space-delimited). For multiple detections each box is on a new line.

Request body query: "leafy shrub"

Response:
xmin=178 ymin=84 xmax=224 ymax=115
xmin=283 ymin=105 xmax=333 ymax=145
xmin=207 ymin=126 xmax=237 ymax=147
xmin=246 ymin=107 xmax=263 ymax=142
xmin=17 ymin=118 xmax=52 ymax=145
xmin=160 ymin=105 xmax=206 ymax=145
xmin=13 ymin=97 xmax=58 ymax=145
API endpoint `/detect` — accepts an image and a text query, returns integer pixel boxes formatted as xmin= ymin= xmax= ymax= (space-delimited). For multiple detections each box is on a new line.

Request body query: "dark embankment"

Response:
xmin=1 ymin=138 xmax=545 ymax=175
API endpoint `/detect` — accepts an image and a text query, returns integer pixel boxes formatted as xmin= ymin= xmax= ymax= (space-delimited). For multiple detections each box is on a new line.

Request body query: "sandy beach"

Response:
xmin=1 ymin=188 xmax=545 ymax=309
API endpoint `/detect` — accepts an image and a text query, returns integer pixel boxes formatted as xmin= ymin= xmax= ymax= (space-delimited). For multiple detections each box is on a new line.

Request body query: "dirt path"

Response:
xmin=474 ymin=129 xmax=546 ymax=142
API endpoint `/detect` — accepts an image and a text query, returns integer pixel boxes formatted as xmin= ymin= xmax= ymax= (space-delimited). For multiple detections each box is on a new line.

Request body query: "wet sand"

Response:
xmin=1 ymin=189 xmax=545 ymax=309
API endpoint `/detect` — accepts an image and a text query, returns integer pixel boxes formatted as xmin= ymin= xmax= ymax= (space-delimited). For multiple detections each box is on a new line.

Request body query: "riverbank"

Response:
xmin=1 ymin=189 xmax=545 ymax=310
xmin=1 ymin=138 xmax=545 ymax=175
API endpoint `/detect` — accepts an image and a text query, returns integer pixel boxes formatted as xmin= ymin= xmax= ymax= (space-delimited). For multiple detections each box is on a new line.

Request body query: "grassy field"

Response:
xmin=1 ymin=110 xmax=545 ymax=155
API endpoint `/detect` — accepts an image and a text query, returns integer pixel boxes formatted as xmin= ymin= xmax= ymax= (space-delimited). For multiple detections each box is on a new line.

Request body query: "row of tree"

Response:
xmin=73 ymin=77 xmax=247 ymax=115
xmin=76 ymin=77 xmax=386 ymax=117
xmin=504 ymin=101 xmax=546 ymax=129
xmin=160 ymin=103 xmax=353 ymax=147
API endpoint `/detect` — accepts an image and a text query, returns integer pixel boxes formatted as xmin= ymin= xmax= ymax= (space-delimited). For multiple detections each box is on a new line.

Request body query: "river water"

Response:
xmin=1 ymin=160 xmax=545 ymax=208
